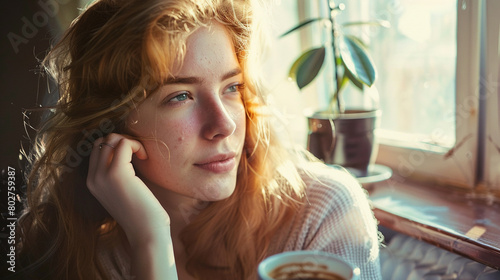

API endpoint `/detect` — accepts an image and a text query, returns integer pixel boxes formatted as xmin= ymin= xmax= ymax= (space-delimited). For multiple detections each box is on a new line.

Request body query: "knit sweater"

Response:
xmin=267 ymin=162 xmax=382 ymax=280
xmin=99 ymin=162 xmax=382 ymax=280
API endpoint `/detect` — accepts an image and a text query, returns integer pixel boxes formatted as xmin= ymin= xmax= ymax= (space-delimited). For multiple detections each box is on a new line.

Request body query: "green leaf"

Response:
xmin=338 ymin=35 xmax=376 ymax=86
xmin=342 ymin=58 xmax=364 ymax=90
xmin=280 ymin=18 xmax=326 ymax=38
xmin=289 ymin=47 xmax=326 ymax=89
xmin=345 ymin=35 xmax=368 ymax=49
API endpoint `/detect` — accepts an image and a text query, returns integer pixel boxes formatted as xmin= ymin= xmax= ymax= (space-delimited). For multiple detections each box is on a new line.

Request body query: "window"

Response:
xmin=262 ymin=1 xmax=323 ymax=146
xmin=266 ymin=0 xmax=500 ymax=190
xmin=363 ymin=0 xmax=457 ymax=148
xmin=349 ymin=0 xmax=481 ymax=188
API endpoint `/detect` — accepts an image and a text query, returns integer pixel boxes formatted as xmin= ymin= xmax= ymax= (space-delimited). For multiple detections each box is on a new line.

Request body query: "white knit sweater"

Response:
xmin=267 ymin=162 xmax=382 ymax=280
xmin=99 ymin=162 xmax=382 ymax=280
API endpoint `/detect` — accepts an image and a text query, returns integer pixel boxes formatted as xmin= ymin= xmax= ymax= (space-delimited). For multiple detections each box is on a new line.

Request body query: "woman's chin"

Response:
xmin=199 ymin=183 xmax=236 ymax=202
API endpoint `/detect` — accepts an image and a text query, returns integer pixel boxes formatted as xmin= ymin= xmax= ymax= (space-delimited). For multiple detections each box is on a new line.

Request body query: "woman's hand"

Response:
xmin=87 ymin=133 xmax=168 ymax=241
xmin=87 ymin=133 xmax=178 ymax=279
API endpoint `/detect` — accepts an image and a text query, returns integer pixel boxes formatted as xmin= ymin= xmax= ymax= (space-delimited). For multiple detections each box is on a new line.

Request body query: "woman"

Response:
xmin=16 ymin=0 xmax=382 ymax=279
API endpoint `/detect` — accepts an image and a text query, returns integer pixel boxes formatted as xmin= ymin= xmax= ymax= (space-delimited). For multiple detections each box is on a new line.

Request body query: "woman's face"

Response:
xmin=127 ymin=23 xmax=246 ymax=201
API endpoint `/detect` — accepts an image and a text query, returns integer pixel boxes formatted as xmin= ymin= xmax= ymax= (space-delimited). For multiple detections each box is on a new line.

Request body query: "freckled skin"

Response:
xmin=127 ymin=23 xmax=246 ymax=201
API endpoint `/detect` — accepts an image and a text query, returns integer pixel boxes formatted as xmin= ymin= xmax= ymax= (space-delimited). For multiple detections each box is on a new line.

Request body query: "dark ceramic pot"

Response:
xmin=307 ymin=109 xmax=381 ymax=176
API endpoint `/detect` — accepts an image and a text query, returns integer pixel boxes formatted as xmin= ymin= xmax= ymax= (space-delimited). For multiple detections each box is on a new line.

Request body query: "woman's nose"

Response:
xmin=201 ymin=96 xmax=237 ymax=140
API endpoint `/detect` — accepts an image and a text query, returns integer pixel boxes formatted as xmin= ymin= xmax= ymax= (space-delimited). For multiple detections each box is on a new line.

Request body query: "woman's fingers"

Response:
xmin=86 ymin=133 xmax=169 ymax=231
xmin=88 ymin=135 xmax=120 ymax=190
xmin=112 ymin=138 xmax=148 ymax=171
xmin=89 ymin=134 xmax=146 ymax=167
xmin=87 ymin=134 xmax=146 ymax=194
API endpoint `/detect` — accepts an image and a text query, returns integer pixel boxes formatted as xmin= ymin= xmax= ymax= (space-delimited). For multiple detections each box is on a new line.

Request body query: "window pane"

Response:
xmin=339 ymin=0 xmax=457 ymax=148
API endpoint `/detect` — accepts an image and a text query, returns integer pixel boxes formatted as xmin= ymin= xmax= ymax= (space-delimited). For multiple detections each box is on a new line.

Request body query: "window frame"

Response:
xmin=483 ymin=0 xmax=500 ymax=191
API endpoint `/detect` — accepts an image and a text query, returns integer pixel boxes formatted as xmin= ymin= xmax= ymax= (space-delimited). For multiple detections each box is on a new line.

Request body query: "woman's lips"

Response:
xmin=194 ymin=154 xmax=236 ymax=173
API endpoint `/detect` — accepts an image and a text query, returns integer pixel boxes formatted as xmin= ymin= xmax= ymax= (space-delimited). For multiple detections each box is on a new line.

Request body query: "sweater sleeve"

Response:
xmin=283 ymin=163 xmax=382 ymax=280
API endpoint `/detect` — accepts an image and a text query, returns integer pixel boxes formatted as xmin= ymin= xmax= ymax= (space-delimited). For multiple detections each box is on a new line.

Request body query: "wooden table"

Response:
xmin=368 ymin=177 xmax=500 ymax=269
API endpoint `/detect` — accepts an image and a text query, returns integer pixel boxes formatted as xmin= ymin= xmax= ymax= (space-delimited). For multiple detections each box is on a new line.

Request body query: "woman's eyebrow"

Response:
xmin=164 ymin=68 xmax=242 ymax=85
xmin=221 ymin=68 xmax=242 ymax=81
xmin=164 ymin=76 xmax=202 ymax=85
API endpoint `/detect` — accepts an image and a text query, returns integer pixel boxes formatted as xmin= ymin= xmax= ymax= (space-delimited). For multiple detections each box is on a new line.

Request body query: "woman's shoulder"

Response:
xmin=297 ymin=162 xmax=367 ymax=208
xmin=284 ymin=162 xmax=382 ymax=280
xmin=275 ymin=161 xmax=379 ymax=252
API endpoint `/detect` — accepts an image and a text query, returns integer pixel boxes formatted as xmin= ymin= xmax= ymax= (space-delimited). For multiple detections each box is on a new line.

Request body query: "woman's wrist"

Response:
xmin=126 ymin=222 xmax=172 ymax=250
xmin=129 ymin=225 xmax=178 ymax=279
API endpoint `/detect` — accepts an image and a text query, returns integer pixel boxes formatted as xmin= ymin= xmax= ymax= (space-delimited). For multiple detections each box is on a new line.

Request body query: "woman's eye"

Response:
xmin=168 ymin=92 xmax=189 ymax=103
xmin=225 ymin=83 xmax=244 ymax=94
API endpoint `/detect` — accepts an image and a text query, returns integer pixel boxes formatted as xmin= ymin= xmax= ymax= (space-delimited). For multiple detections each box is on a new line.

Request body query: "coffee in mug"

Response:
xmin=257 ymin=251 xmax=360 ymax=280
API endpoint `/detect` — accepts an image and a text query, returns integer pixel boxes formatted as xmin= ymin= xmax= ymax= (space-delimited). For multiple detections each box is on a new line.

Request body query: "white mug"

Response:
xmin=258 ymin=250 xmax=360 ymax=280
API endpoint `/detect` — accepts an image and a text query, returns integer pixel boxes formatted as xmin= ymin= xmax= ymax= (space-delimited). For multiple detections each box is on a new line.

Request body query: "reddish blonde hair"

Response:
xmin=18 ymin=0 xmax=305 ymax=279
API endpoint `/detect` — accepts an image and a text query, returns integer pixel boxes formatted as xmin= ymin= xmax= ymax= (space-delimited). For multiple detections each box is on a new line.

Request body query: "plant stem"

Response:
xmin=327 ymin=0 xmax=343 ymax=114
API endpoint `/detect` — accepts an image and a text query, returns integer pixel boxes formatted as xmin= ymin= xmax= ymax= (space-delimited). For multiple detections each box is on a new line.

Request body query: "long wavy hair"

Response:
xmin=17 ymin=0 xmax=306 ymax=279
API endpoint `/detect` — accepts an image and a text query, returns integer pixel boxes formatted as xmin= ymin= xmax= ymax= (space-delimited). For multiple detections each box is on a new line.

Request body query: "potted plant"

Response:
xmin=281 ymin=1 xmax=389 ymax=176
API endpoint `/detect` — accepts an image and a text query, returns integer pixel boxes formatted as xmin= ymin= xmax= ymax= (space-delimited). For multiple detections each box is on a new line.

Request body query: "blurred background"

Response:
xmin=1 ymin=0 xmax=90 ymax=170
